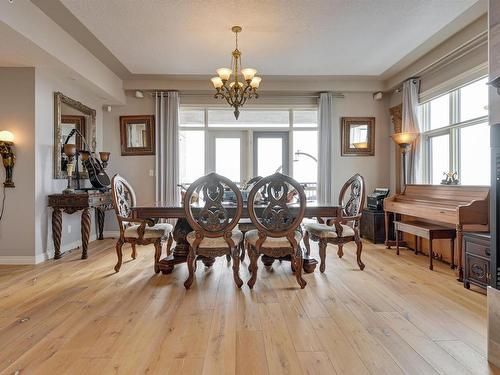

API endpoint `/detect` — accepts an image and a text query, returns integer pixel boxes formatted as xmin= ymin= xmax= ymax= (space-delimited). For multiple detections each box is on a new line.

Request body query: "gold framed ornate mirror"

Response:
xmin=53 ymin=92 xmax=96 ymax=179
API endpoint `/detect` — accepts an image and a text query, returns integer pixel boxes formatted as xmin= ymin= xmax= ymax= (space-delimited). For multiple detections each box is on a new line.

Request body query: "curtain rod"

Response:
xmin=150 ymin=91 xmax=345 ymax=99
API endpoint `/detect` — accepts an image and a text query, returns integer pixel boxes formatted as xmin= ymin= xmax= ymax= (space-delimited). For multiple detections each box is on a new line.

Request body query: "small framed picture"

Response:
xmin=120 ymin=115 xmax=155 ymax=156
xmin=341 ymin=117 xmax=375 ymax=156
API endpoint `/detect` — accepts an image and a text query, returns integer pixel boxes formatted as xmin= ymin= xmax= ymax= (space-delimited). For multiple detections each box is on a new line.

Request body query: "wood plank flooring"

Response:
xmin=0 ymin=238 xmax=498 ymax=375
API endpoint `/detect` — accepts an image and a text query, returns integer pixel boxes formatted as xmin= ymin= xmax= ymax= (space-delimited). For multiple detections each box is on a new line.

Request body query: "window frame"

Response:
xmin=178 ymin=106 xmax=319 ymax=184
xmin=419 ymin=77 xmax=489 ymax=185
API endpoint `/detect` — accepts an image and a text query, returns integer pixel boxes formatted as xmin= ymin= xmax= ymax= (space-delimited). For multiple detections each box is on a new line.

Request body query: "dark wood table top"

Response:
xmin=132 ymin=201 xmax=343 ymax=219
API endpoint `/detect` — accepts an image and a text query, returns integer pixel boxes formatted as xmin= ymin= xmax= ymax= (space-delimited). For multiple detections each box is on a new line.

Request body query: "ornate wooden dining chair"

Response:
xmin=111 ymin=174 xmax=173 ymax=273
xmin=303 ymin=173 xmax=366 ymax=272
xmin=183 ymin=172 xmax=244 ymax=289
xmin=245 ymin=173 xmax=307 ymax=289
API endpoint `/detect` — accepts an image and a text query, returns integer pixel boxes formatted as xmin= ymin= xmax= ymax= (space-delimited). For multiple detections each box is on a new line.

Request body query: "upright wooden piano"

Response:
xmin=384 ymin=184 xmax=490 ymax=280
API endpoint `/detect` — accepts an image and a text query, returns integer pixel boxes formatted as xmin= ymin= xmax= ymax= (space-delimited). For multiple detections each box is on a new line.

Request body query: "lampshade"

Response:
xmin=99 ymin=151 xmax=110 ymax=162
xmin=216 ymin=68 xmax=232 ymax=81
xmin=63 ymin=144 xmax=77 ymax=157
xmin=211 ymin=77 xmax=223 ymax=89
xmin=391 ymin=132 xmax=418 ymax=146
xmin=241 ymin=68 xmax=257 ymax=81
xmin=0 ymin=130 xmax=14 ymax=143
xmin=250 ymin=76 xmax=261 ymax=89
xmin=80 ymin=151 xmax=90 ymax=161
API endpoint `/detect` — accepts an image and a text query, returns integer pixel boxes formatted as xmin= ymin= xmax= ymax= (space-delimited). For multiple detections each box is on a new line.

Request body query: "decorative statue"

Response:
xmin=441 ymin=171 xmax=459 ymax=185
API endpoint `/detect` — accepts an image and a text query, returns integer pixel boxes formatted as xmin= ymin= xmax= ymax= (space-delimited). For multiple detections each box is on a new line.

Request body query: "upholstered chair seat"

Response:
xmin=303 ymin=173 xmax=366 ymax=273
xmin=186 ymin=229 xmax=243 ymax=248
xmin=303 ymin=222 xmax=355 ymax=238
xmin=245 ymin=229 xmax=302 ymax=248
xmin=111 ymin=174 xmax=173 ymax=274
xmin=125 ymin=223 xmax=173 ymax=239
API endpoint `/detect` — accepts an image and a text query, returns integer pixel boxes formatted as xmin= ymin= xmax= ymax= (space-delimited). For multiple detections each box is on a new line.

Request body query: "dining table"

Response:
xmin=131 ymin=201 xmax=343 ymax=274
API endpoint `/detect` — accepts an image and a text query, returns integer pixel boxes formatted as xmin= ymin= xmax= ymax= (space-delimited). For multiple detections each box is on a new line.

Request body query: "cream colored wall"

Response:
xmin=332 ymin=93 xmax=391 ymax=197
xmin=102 ymin=92 xmax=156 ymax=234
xmin=34 ymin=67 xmax=105 ymax=259
xmin=0 ymin=68 xmax=36 ymax=261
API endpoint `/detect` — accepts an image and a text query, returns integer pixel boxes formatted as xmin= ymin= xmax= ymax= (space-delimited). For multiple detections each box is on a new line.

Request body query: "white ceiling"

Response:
xmin=60 ymin=0 xmax=480 ymax=76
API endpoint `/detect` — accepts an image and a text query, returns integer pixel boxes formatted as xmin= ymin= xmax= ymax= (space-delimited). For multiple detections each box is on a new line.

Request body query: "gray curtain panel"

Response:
xmin=155 ymin=92 xmax=180 ymax=208
xmin=402 ymin=79 xmax=422 ymax=184
xmin=317 ymin=92 xmax=336 ymax=204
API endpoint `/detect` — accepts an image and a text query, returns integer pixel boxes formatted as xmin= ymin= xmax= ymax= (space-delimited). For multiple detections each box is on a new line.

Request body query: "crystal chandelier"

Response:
xmin=211 ymin=26 xmax=262 ymax=119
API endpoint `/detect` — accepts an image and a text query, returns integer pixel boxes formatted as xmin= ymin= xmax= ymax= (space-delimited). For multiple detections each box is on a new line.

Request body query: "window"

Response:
xmin=179 ymin=108 xmax=318 ymax=198
xmin=419 ymin=77 xmax=490 ymax=185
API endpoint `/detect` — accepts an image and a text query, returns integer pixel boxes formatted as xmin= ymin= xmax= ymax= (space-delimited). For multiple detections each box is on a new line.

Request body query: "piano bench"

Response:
xmin=394 ymin=220 xmax=457 ymax=271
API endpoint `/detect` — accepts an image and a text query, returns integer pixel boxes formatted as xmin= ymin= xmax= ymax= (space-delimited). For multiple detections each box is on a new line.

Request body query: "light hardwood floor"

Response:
xmin=0 ymin=238 xmax=498 ymax=375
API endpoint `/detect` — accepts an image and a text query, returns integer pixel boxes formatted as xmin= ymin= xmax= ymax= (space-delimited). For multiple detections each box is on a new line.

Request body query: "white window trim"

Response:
xmin=419 ymin=77 xmax=488 ymax=184
xmin=179 ymin=107 xmax=319 ymax=184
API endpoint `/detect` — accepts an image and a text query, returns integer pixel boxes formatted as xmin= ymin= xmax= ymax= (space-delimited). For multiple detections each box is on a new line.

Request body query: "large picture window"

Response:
xmin=179 ymin=107 xmax=318 ymax=198
xmin=419 ymin=77 xmax=490 ymax=185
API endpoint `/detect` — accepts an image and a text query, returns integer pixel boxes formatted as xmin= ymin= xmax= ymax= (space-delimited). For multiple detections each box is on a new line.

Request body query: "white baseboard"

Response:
xmin=103 ymin=231 xmax=120 ymax=238
xmin=0 ymin=255 xmax=42 ymax=265
xmin=0 ymin=233 xmax=114 ymax=265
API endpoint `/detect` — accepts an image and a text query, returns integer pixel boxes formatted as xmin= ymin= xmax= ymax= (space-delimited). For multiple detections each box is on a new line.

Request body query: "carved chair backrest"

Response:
xmin=183 ymin=173 xmax=243 ymax=245
xmin=111 ymin=174 xmax=137 ymax=232
xmin=248 ymin=173 xmax=306 ymax=247
xmin=338 ymin=174 xmax=365 ymax=226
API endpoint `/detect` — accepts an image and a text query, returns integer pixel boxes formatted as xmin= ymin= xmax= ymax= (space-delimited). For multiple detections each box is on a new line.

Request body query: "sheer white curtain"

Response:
xmin=317 ymin=92 xmax=335 ymax=204
xmin=402 ymin=79 xmax=422 ymax=184
xmin=155 ymin=92 xmax=180 ymax=207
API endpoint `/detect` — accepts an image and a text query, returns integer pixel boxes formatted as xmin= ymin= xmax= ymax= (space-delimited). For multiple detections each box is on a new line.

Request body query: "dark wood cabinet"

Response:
xmin=463 ymin=232 xmax=491 ymax=291
xmin=360 ymin=209 xmax=390 ymax=244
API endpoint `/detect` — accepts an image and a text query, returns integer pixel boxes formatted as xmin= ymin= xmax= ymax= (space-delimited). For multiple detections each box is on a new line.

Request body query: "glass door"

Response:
xmin=207 ymin=131 xmax=248 ymax=184
xmin=253 ymin=132 xmax=289 ymax=177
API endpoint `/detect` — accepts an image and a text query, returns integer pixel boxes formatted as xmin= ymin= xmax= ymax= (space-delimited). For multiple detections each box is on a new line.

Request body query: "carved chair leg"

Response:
xmin=337 ymin=244 xmax=344 ymax=258
xmin=131 ymin=244 xmax=137 ymax=260
xmin=114 ymin=240 xmax=124 ymax=273
xmin=184 ymin=249 xmax=196 ymax=289
xmin=166 ymin=233 xmax=173 ymax=256
xmin=354 ymin=231 xmax=365 ymax=270
xmin=318 ymin=240 xmax=327 ymax=273
xmin=303 ymin=230 xmax=311 ymax=256
xmin=154 ymin=241 xmax=162 ymax=274
xmin=292 ymin=249 xmax=307 ymax=289
xmin=232 ymin=246 xmax=243 ymax=288
xmin=247 ymin=246 xmax=259 ymax=289
xmin=240 ymin=242 xmax=245 ymax=262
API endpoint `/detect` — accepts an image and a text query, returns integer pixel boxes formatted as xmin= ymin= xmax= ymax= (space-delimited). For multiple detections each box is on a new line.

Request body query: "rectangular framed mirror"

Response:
xmin=341 ymin=117 xmax=375 ymax=156
xmin=54 ymin=92 xmax=96 ymax=179
xmin=120 ymin=115 xmax=155 ymax=156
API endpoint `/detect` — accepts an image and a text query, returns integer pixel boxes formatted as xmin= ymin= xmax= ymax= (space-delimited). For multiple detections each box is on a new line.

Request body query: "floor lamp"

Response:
xmin=391 ymin=132 xmax=418 ymax=187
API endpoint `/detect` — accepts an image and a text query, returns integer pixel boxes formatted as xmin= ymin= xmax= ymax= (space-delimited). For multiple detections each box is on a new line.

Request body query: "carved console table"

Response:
xmin=48 ymin=191 xmax=113 ymax=259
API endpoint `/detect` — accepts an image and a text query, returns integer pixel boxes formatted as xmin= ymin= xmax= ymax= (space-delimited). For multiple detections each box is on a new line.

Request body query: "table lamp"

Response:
xmin=99 ymin=152 xmax=110 ymax=169
xmin=391 ymin=132 xmax=418 ymax=186
xmin=63 ymin=143 xmax=76 ymax=194
xmin=0 ymin=130 xmax=15 ymax=188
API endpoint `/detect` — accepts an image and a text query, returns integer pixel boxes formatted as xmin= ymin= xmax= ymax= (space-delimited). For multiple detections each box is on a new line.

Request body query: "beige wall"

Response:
xmin=332 ymin=93 xmax=391 ymax=197
xmin=0 ymin=68 xmax=36 ymax=261
xmin=102 ymin=92 xmax=156 ymax=234
xmin=35 ymin=67 xmax=105 ymax=259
